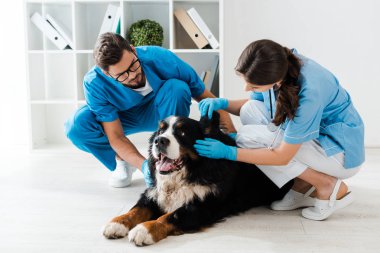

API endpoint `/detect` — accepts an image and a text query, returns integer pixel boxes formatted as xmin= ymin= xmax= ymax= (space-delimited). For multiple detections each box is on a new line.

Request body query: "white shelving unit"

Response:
xmin=24 ymin=0 xmax=223 ymax=151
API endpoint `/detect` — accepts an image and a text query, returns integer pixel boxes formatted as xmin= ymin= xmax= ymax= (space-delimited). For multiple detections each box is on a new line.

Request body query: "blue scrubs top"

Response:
xmin=83 ymin=46 xmax=205 ymax=123
xmin=250 ymin=49 xmax=365 ymax=169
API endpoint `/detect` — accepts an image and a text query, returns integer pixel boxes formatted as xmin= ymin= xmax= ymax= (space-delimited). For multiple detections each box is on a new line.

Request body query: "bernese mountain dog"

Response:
xmin=102 ymin=112 xmax=293 ymax=246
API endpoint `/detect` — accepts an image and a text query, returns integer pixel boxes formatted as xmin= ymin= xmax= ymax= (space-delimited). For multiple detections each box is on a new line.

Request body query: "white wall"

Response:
xmin=224 ymin=0 xmax=380 ymax=147
xmin=0 ymin=0 xmax=28 ymax=149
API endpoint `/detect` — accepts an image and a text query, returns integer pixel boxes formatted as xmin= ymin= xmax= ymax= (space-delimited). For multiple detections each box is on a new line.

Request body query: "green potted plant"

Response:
xmin=127 ymin=19 xmax=164 ymax=46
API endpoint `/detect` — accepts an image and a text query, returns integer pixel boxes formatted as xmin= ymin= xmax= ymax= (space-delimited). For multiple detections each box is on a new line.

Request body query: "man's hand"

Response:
xmin=141 ymin=160 xmax=154 ymax=187
xmin=101 ymin=119 xmax=146 ymax=169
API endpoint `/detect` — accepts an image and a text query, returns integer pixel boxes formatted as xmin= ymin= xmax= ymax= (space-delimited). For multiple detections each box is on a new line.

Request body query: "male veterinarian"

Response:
xmin=64 ymin=32 xmax=235 ymax=188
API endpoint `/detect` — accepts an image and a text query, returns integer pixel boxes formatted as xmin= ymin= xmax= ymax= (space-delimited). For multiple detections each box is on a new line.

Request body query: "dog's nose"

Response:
xmin=154 ymin=136 xmax=170 ymax=147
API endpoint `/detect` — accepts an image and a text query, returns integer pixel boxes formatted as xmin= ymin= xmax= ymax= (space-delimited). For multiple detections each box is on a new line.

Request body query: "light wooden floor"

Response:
xmin=1 ymin=147 xmax=379 ymax=253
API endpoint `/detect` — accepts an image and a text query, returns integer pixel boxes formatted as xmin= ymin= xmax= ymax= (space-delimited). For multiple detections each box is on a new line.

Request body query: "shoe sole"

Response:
xmin=109 ymin=178 xmax=132 ymax=188
xmin=271 ymin=199 xmax=315 ymax=211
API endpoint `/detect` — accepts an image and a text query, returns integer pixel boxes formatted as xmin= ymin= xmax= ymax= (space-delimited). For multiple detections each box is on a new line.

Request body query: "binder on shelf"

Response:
xmin=174 ymin=8 xmax=210 ymax=49
xmin=203 ymin=70 xmax=211 ymax=89
xmin=31 ymin=12 xmax=71 ymax=50
xmin=99 ymin=4 xmax=121 ymax=37
xmin=187 ymin=7 xmax=219 ymax=49
xmin=45 ymin=14 xmax=73 ymax=50
xmin=199 ymin=71 xmax=206 ymax=82
xmin=209 ymin=55 xmax=219 ymax=94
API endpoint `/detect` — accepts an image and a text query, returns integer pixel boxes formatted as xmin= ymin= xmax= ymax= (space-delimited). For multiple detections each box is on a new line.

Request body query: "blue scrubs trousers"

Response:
xmin=64 ymin=79 xmax=192 ymax=171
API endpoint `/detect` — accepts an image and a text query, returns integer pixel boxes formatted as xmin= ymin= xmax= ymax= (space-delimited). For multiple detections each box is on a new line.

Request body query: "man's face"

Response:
xmin=105 ymin=49 xmax=146 ymax=89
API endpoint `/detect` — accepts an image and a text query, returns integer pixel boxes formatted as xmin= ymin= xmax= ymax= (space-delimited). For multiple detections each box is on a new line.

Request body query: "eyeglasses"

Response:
xmin=107 ymin=55 xmax=141 ymax=83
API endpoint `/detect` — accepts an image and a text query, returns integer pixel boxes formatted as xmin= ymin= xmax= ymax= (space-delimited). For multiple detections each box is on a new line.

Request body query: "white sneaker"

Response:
xmin=302 ymin=180 xmax=354 ymax=221
xmin=270 ymin=187 xmax=316 ymax=211
xmin=108 ymin=163 xmax=137 ymax=188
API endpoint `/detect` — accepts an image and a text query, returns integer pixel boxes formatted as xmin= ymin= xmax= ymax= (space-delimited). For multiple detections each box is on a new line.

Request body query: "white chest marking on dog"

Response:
xmin=147 ymin=169 xmax=217 ymax=213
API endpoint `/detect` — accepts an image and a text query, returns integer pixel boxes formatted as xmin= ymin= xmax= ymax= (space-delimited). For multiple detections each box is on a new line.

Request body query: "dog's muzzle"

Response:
xmin=154 ymin=136 xmax=170 ymax=149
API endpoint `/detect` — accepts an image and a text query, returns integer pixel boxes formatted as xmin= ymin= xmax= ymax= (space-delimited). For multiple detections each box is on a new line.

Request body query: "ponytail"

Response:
xmin=272 ymin=47 xmax=302 ymax=125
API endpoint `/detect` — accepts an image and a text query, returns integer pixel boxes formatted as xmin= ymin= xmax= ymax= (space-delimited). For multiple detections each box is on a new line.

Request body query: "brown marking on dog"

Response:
xmin=174 ymin=120 xmax=184 ymax=128
xmin=111 ymin=207 xmax=153 ymax=230
xmin=141 ymin=212 xmax=183 ymax=243
xmin=180 ymin=146 xmax=198 ymax=160
xmin=203 ymin=127 xmax=211 ymax=135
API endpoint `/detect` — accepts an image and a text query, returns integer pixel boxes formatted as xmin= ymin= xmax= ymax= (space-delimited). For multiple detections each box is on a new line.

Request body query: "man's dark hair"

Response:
xmin=93 ymin=32 xmax=133 ymax=71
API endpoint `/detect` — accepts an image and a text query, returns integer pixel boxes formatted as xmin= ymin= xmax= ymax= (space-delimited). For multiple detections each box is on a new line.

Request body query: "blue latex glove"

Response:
xmin=141 ymin=160 xmax=154 ymax=187
xmin=199 ymin=98 xmax=228 ymax=119
xmin=194 ymin=138 xmax=237 ymax=160
xmin=227 ymin=132 xmax=237 ymax=140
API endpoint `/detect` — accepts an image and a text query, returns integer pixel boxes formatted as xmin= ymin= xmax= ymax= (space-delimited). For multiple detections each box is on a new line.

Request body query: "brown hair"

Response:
xmin=235 ymin=39 xmax=302 ymax=125
xmin=93 ymin=32 xmax=133 ymax=71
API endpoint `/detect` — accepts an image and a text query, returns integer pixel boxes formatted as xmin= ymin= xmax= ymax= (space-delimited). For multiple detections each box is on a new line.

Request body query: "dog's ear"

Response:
xmin=199 ymin=111 xmax=220 ymax=135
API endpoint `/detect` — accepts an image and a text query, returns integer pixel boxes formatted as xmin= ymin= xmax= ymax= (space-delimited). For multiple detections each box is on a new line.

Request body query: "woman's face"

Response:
xmin=244 ymin=82 xmax=275 ymax=92
xmin=237 ymin=72 xmax=281 ymax=92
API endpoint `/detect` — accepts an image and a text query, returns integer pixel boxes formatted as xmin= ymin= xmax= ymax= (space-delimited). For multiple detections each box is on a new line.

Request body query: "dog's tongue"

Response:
xmin=159 ymin=157 xmax=176 ymax=172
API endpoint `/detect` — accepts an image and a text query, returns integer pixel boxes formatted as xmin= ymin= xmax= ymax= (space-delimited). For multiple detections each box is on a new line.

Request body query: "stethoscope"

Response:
xmin=267 ymin=88 xmax=282 ymax=151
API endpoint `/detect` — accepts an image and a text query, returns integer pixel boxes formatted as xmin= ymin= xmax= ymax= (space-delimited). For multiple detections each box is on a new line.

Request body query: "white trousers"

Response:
xmin=236 ymin=100 xmax=361 ymax=188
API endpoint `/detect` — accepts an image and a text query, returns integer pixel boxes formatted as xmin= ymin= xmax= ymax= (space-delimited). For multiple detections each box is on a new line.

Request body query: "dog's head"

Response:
xmin=148 ymin=112 xmax=234 ymax=177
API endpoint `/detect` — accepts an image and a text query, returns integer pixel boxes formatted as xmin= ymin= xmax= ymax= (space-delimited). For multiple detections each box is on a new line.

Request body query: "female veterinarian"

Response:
xmin=194 ymin=39 xmax=364 ymax=221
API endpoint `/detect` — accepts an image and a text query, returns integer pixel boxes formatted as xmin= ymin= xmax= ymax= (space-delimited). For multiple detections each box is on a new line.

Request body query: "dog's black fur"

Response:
xmin=103 ymin=112 xmax=293 ymax=245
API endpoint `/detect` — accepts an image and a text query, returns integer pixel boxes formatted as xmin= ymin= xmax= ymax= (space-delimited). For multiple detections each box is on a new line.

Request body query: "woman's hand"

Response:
xmin=199 ymin=98 xmax=228 ymax=119
xmin=194 ymin=138 xmax=237 ymax=160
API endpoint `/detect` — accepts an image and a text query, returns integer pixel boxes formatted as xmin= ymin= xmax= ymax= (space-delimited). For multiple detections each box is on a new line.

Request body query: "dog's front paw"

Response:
xmin=128 ymin=224 xmax=155 ymax=246
xmin=103 ymin=222 xmax=129 ymax=239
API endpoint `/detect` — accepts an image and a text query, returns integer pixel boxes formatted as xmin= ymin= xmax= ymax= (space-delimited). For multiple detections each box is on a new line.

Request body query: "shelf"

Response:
xmin=26 ymin=2 xmax=43 ymax=50
xmin=75 ymin=1 xmax=121 ymax=50
xmin=174 ymin=0 xmax=219 ymax=2
xmin=174 ymin=51 xmax=218 ymax=76
xmin=76 ymin=50 xmax=93 ymax=53
xmin=28 ymin=50 xmax=74 ymax=54
xmin=30 ymin=100 xmax=77 ymax=104
xmin=172 ymin=49 xmax=219 ymax=53
xmin=123 ymin=1 xmax=170 ymax=49
xmin=43 ymin=1 xmax=73 ymax=50
xmin=25 ymin=0 xmax=222 ymax=151
xmin=173 ymin=0 xmax=219 ymax=49
xmin=28 ymin=50 xmax=92 ymax=54
xmin=30 ymin=104 xmax=77 ymax=149
xmin=76 ymin=53 xmax=95 ymax=100
xmin=46 ymin=53 xmax=76 ymax=100
xmin=28 ymin=53 xmax=75 ymax=100
xmin=28 ymin=53 xmax=46 ymax=100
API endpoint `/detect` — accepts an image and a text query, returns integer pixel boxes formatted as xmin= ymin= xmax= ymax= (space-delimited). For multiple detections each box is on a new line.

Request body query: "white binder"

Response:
xmin=98 ymin=4 xmax=121 ymax=36
xmin=31 ymin=12 xmax=71 ymax=50
xmin=45 ymin=14 xmax=73 ymax=50
xmin=187 ymin=7 xmax=219 ymax=49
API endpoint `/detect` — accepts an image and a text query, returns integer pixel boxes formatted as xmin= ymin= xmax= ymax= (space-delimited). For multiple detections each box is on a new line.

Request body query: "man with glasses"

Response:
xmin=64 ymin=32 xmax=235 ymax=188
